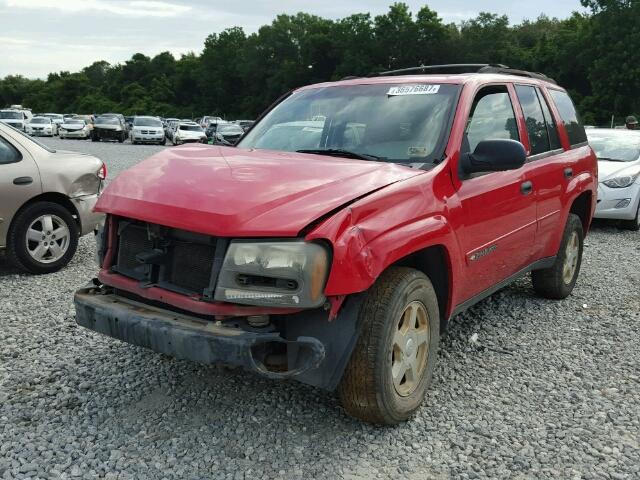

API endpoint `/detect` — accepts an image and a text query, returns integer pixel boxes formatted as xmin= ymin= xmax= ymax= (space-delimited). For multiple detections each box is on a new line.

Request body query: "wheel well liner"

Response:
xmin=392 ymin=244 xmax=451 ymax=330
xmin=569 ymin=191 xmax=592 ymax=233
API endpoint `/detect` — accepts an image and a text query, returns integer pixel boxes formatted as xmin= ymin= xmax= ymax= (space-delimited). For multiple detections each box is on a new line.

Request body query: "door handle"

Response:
xmin=13 ymin=176 xmax=33 ymax=185
xmin=564 ymin=167 xmax=573 ymax=179
xmin=520 ymin=180 xmax=533 ymax=195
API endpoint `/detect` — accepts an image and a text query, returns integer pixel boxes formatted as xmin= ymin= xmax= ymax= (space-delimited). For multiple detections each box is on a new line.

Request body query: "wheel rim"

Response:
xmin=562 ymin=231 xmax=580 ymax=284
xmin=391 ymin=301 xmax=430 ymax=397
xmin=25 ymin=214 xmax=71 ymax=264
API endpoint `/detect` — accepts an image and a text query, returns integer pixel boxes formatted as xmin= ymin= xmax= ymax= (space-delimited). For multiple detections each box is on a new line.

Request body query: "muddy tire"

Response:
xmin=338 ymin=267 xmax=440 ymax=425
xmin=7 ymin=201 xmax=79 ymax=274
xmin=532 ymin=213 xmax=584 ymax=299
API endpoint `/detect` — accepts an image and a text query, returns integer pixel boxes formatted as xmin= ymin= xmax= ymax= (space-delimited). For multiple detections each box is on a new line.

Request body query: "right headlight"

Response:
xmin=214 ymin=240 xmax=330 ymax=308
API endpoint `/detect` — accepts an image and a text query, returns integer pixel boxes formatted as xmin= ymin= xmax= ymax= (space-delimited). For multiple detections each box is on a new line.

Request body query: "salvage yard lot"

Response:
xmin=1 ymin=139 xmax=639 ymax=479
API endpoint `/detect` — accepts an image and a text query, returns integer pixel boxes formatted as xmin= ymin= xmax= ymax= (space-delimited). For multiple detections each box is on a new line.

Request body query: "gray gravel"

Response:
xmin=1 ymin=138 xmax=639 ymax=479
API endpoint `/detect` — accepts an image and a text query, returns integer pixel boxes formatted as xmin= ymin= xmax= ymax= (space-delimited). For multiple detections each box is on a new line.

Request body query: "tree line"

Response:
xmin=0 ymin=0 xmax=637 ymax=125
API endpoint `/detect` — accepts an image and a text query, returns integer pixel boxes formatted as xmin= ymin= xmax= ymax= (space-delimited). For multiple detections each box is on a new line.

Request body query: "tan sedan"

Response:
xmin=0 ymin=123 xmax=105 ymax=273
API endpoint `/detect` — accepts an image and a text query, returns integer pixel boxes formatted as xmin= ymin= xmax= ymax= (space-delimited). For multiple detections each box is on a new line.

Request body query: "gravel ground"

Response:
xmin=1 ymin=139 xmax=639 ymax=479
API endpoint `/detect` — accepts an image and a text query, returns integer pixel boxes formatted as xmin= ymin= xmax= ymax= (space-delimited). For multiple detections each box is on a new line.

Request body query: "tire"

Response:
xmin=6 ymin=201 xmax=79 ymax=274
xmin=532 ymin=213 xmax=584 ymax=299
xmin=620 ymin=201 xmax=640 ymax=231
xmin=159 ymin=138 xmax=166 ymax=146
xmin=91 ymin=135 xmax=99 ymax=142
xmin=118 ymin=134 xmax=125 ymax=143
xmin=338 ymin=267 xmax=440 ymax=425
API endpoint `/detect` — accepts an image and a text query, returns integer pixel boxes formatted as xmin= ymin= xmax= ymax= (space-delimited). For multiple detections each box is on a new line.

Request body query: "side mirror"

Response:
xmin=460 ymin=139 xmax=526 ymax=175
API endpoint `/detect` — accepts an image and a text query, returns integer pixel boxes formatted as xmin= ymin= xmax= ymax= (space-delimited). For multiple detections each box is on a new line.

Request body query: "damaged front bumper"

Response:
xmin=74 ymin=283 xmax=327 ymax=380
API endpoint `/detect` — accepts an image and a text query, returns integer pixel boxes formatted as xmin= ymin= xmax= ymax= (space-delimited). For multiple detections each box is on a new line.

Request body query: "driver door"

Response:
xmin=456 ymin=84 xmax=537 ymax=302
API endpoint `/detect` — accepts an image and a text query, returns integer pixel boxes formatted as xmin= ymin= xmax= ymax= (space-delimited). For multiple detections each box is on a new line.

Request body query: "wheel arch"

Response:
xmin=9 ymin=192 xmax=81 ymax=234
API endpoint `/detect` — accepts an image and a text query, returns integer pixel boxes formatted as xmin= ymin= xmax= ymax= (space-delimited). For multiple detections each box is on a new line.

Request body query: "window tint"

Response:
xmin=537 ymin=89 xmax=561 ymax=150
xmin=0 ymin=136 xmax=22 ymax=164
xmin=549 ymin=90 xmax=587 ymax=146
xmin=464 ymin=86 xmax=519 ymax=153
xmin=515 ymin=85 xmax=550 ymax=155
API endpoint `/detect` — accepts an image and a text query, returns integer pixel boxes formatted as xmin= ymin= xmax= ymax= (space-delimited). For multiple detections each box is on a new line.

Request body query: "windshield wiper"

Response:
xmin=296 ymin=148 xmax=383 ymax=161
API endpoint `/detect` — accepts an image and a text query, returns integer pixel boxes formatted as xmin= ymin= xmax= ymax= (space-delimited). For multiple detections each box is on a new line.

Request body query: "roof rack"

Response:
xmin=372 ymin=63 xmax=557 ymax=84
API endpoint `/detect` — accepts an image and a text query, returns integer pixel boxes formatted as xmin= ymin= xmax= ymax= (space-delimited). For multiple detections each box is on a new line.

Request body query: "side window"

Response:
xmin=515 ymin=85 xmax=550 ymax=155
xmin=537 ymin=89 xmax=561 ymax=150
xmin=548 ymin=89 xmax=587 ymax=147
xmin=0 ymin=136 xmax=22 ymax=164
xmin=464 ymin=85 xmax=519 ymax=153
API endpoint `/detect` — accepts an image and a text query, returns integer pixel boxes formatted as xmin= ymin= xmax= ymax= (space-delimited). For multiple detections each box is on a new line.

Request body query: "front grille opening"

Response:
xmin=112 ymin=219 xmax=224 ymax=297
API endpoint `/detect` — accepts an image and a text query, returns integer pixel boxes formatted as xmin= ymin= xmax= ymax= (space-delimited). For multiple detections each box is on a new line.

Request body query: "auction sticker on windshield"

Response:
xmin=387 ymin=84 xmax=440 ymax=96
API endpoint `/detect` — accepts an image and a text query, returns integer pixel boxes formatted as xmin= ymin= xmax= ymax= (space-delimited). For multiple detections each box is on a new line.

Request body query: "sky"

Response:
xmin=0 ymin=0 xmax=587 ymax=79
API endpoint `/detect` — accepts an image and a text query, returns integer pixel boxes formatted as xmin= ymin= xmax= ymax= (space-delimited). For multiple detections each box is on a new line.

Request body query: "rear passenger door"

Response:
xmin=456 ymin=84 xmax=537 ymax=302
xmin=514 ymin=85 xmax=578 ymax=258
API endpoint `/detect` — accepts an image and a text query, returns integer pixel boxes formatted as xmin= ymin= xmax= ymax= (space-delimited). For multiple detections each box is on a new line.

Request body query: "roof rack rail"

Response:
xmin=372 ymin=63 xmax=556 ymax=84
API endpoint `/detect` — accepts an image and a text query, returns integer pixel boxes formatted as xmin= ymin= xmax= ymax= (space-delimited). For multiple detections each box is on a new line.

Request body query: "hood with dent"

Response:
xmin=598 ymin=159 xmax=640 ymax=181
xmin=96 ymin=145 xmax=423 ymax=237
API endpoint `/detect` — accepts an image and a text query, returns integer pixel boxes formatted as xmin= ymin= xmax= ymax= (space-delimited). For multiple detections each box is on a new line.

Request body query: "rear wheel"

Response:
xmin=532 ymin=213 xmax=584 ymax=299
xmin=338 ymin=267 xmax=440 ymax=425
xmin=7 ymin=201 xmax=79 ymax=274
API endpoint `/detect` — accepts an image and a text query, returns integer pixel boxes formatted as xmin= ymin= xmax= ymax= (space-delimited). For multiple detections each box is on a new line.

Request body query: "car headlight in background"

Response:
xmin=214 ymin=240 xmax=330 ymax=308
xmin=602 ymin=171 xmax=640 ymax=188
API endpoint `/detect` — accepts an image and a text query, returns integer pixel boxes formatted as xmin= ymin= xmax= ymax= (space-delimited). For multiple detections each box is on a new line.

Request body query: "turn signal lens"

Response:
xmin=97 ymin=162 xmax=107 ymax=180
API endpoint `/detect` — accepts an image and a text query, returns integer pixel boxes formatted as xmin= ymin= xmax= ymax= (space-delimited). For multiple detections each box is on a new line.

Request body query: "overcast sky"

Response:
xmin=0 ymin=0 xmax=586 ymax=79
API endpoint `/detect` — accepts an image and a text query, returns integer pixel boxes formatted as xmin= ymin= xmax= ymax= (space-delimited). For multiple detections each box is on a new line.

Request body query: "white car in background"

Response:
xmin=59 ymin=118 xmax=91 ymax=139
xmin=26 ymin=117 xmax=57 ymax=136
xmin=130 ymin=116 xmax=166 ymax=145
xmin=587 ymin=128 xmax=640 ymax=230
xmin=172 ymin=122 xmax=207 ymax=145
xmin=42 ymin=113 xmax=64 ymax=130
xmin=0 ymin=109 xmax=32 ymax=131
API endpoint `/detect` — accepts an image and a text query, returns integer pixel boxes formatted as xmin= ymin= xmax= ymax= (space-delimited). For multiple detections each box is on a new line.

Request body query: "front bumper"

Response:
xmin=595 ymin=183 xmax=640 ymax=220
xmin=60 ymin=130 xmax=88 ymax=138
xmin=74 ymin=285 xmax=326 ymax=379
xmin=71 ymin=193 xmax=105 ymax=236
xmin=94 ymin=129 xmax=123 ymax=140
xmin=132 ymin=133 xmax=164 ymax=143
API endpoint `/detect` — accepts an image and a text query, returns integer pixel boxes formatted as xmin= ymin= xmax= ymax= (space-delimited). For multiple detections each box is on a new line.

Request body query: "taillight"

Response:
xmin=97 ymin=162 xmax=107 ymax=180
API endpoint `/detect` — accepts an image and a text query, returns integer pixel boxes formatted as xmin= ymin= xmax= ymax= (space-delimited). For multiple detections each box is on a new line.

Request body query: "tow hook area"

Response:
xmin=250 ymin=337 xmax=325 ymax=378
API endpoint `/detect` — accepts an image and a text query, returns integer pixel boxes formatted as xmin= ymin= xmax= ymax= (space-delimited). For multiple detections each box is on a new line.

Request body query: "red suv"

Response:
xmin=75 ymin=64 xmax=597 ymax=424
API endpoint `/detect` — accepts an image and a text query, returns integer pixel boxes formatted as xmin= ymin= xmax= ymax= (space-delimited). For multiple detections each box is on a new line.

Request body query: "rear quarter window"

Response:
xmin=548 ymin=90 xmax=587 ymax=147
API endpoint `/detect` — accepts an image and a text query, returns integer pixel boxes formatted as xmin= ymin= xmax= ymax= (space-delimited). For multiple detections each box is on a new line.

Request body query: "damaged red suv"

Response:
xmin=75 ymin=64 xmax=597 ymax=424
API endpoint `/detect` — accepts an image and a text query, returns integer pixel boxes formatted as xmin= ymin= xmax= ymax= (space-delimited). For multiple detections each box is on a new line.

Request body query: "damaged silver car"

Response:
xmin=0 ymin=123 xmax=106 ymax=273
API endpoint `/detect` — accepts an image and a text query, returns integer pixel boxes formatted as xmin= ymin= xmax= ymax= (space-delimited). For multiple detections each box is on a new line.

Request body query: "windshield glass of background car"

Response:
xmin=134 ymin=118 xmax=162 ymax=127
xmin=30 ymin=118 xmax=50 ymax=124
xmin=0 ymin=111 xmax=22 ymax=119
xmin=588 ymin=134 xmax=640 ymax=162
xmin=238 ymin=83 xmax=461 ymax=163
xmin=219 ymin=125 xmax=244 ymax=133
xmin=180 ymin=125 xmax=203 ymax=131
xmin=96 ymin=117 xmax=120 ymax=125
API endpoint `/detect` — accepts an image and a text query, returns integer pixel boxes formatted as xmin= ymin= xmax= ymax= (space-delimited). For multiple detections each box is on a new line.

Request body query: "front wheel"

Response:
xmin=118 ymin=133 xmax=125 ymax=143
xmin=532 ymin=213 xmax=584 ymax=299
xmin=620 ymin=202 xmax=640 ymax=231
xmin=6 ymin=201 xmax=79 ymax=274
xmin=338 ymin=267 xmax=440 ymax=425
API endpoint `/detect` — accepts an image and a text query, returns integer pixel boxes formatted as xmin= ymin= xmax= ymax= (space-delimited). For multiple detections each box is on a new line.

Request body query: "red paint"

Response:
xmin=95 ymin=73 xmax=597 ymax=321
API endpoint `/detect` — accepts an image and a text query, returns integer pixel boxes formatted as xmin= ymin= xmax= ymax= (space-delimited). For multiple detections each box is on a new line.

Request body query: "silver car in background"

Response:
xmin=0 ymin=123 xmax=106 ymax=273
xmin=26 ymin=116 xmax=58 ymax=136
xmin=130 ymin=116 xmax=166 ymax=145
xmin=588 ymin=128 xmax=640 ymax=230
xmin=0 ymin=109 xmax=32 ymax=131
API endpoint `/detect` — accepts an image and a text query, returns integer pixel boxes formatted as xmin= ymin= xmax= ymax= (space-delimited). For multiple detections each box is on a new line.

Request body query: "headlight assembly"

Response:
xmin=214 ymin=240 xmax=330 ymax=308
xmin=602 ymin=172 xmax=639 ymax=188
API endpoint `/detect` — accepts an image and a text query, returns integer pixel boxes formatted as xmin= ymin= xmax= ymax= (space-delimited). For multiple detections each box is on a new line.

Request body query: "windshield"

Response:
xmin=179 ymin=124 xmax=203 ymax=131
xmin=219 ymin=124 xmax=244 ymax=134
xmin=66 ymin=119 xmax=85 ymax=125
xmin=134 ymin=117 xmax=162 ymax=127
xmin=95 ymin=117 xmax=120 ymax=125
xmin=588 ymin=133 xmax=640 ymax=162
xmin=0 ymin=111 xmax=22 ymax=120
xmin=30 ymin=118 xmax=50 ymax=124
xmin=239 ymin=83 xmax=460 ymax=163
xmin=3 ymin=124 xmax=56 ymax=153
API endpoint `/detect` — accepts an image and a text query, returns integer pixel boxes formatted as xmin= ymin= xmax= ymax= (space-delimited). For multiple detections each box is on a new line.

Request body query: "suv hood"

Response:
xmin=96 ymin=145 xmax=422 ymax=237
